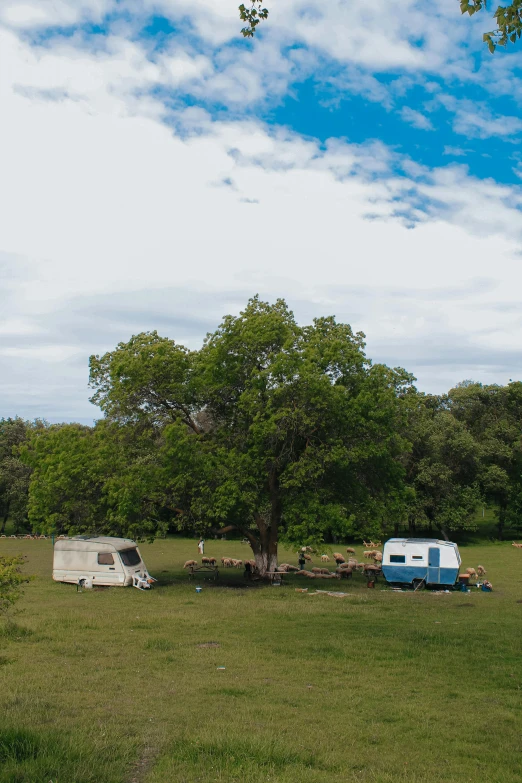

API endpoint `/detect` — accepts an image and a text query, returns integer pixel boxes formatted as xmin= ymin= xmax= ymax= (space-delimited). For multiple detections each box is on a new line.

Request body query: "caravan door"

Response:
xmin=93 ymin=551 xmax=124 ymax=585
xmin=427 ymin=547 xmax=440 ymax=584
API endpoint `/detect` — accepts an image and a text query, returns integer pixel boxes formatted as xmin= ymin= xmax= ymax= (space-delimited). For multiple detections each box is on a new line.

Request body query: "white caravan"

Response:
xmin=53 ymin=536 xmax=154 ymax=588
xmin=382 ymin=538 xmax=461 ymax=589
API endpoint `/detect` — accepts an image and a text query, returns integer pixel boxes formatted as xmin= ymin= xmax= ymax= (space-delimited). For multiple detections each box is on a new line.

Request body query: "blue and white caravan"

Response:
xmin=382 ymin=538 xmax=461 ymax=589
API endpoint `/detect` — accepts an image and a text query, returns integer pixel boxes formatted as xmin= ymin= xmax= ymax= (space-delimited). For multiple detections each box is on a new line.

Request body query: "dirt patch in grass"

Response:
xmin=128 ymin=745 xmax=158 ymax=783
xmin=196 ymin=642 xmax=220 ymax=648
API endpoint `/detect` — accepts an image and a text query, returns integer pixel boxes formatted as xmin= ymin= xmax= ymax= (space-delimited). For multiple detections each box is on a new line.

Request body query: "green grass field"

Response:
xmin=1 ymin=536 xmax=522 ymax=783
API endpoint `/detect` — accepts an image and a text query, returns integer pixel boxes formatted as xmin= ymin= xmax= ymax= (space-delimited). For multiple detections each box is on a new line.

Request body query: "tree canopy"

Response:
xmin=85 ymin=296 xmax=415 ymax=573
xmin=0 ymin=419 xmax=44 ymax=535
xmin=238 ymin=1 xmax=521 ymax=52
xmin=14 ymin=297 xmax=522 ymax=564
xmin=444 ymin=381 xmax=522 ymax=537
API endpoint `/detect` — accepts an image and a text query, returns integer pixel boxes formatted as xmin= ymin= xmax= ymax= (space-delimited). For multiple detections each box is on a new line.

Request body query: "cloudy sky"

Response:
xmin=1 ymin=0 xmax=521 ymax=423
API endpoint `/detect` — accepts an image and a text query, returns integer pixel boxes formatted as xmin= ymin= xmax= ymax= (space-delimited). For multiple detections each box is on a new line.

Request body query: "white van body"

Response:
xmin=53 ymin=536 xmax=151 ymax=587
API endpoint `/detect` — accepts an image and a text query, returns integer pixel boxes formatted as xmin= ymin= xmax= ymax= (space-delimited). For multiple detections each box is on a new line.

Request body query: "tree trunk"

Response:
xmin=438 ymin=525 xmax=449 ymax=541
xmin=1 ymin=504 xmax=10 ymax=535
xmin=497 ymin=506 xmax=506 ymax=540
xmin=250 ymin=471 xmax=281 ymax=577
xmin=253 ymin=547 xmax=278 ymax=575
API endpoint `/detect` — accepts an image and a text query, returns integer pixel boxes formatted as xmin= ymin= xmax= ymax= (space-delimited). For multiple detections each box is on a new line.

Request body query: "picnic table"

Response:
xmin=188 ymin=565 xmax=219 ymax=581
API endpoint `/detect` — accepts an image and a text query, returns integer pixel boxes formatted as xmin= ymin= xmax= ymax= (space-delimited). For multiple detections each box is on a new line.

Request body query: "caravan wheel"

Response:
xmin=412 ymin=579 xmax=425 ymax=591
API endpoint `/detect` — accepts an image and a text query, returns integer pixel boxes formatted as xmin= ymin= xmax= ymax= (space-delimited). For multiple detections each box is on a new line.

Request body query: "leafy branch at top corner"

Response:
xmin=239 ymin=2 xmax=269 ymax=38
xmin=460 ymin=0 xmax=522 ymax=53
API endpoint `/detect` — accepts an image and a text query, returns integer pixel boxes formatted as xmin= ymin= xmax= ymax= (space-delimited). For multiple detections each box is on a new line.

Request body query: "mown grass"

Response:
xmin=0 ymin=536 xmax=521 ymax=782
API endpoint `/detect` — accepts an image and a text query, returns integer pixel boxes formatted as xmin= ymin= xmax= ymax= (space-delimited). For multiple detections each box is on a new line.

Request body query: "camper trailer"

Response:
xmin=53 ymin=536 xmax=154 ymax=588
xmin=382 ymin=538 xmax=461 ymax=589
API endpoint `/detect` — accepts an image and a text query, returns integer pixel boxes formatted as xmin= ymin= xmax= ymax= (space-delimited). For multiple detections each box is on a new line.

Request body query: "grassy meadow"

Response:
xmin=1 ymin=535 xmax=522 ymax=783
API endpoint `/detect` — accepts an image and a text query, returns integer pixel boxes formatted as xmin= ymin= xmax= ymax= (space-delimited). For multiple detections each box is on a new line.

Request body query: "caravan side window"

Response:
xmin=98 ymin=553 xmax=114 ymax=565
xmin=390 ymin=555 xmax=406 ymax=563
xmin=411 ymin=555 xmax=423 ymax=561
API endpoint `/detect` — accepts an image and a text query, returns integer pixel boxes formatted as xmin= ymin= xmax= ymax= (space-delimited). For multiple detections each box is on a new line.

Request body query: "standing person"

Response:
xmin=298 ymin=549 xmax=306 ymax=570
xmin=198 ymin=538 xmax=204 ymax=555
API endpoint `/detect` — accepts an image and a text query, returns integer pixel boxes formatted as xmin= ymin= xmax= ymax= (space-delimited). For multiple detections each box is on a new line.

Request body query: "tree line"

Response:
xmin=1 ymin=297 xmax=521 ymax=574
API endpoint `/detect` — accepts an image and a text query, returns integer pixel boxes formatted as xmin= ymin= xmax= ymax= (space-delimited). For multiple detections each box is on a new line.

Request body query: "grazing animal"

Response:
xmin=321 ymin=555 xmax=330 ymax=562
xmin=286 ymin=565 xmax=299 ymax=572
xmin=373 ymin=552 xmax=383 ymax=562
xmin=201 ymin=557 xmax=210 ymax=564
xmin=477 ymin=565 xmax=486 ymax=576
xmin=465 ymin=568 xmax=477 ymax=578
xmin=512 ymin=542 xmax=522 ymax=549
xmin=334 ymin=556 xmax=345 ymax=565
xmin=183 ymin=560 xmax=197 ymax=568
xmin=346 ymin=547 xmax=356 ymax=554
xmin=311 ymin=567 xmax=322 ymax=574
xmin=333 ymin=552 xmax=344 ymax=560
xmin=304 ymin=554 xmax=312 ymax=562
xmin=207 ymin=557 xmax=217 ymax=566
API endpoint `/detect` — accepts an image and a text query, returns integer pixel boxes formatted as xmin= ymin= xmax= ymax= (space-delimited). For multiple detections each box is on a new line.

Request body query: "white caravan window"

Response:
xmin=98 ymin=553 xmax=114 ymax=565
xmin=120 ymin=549 xmax=141 ymax=566
xmin=411 ymin=555 xmax=423 ymax=561
xmin=390 ymin=555 xmax=406 ymax=563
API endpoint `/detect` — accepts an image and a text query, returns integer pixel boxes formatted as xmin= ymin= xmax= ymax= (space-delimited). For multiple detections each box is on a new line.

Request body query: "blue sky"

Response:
xmin=1 ymin=0 xmax=521 ymax=421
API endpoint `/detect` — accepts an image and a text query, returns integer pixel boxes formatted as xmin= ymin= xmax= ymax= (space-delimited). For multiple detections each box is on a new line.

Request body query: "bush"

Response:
xmin=0 ymin=555 xmax=32 ymax=616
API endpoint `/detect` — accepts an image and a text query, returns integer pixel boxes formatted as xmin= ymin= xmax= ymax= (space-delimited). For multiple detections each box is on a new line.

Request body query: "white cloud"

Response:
xmin=443 ymin=145 xmax=467 ymax=156
xmin=438 ymin=95 xmax=522 ymax=139
xmin=1 ymin=18 xmax=522 ymax=419
xmin=400 ymin=106 xmax=434 ymax=130
xmin=1 ymin=0 xmax=113 ymax=27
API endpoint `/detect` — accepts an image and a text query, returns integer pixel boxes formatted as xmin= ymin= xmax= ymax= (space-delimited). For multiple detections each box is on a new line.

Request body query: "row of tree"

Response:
xmin=1 ymin=298 xmax=521 ymax=574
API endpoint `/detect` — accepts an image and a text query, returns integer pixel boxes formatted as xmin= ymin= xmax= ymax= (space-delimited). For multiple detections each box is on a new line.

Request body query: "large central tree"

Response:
xmin=89 ymin=297 xmax=413 ymax=574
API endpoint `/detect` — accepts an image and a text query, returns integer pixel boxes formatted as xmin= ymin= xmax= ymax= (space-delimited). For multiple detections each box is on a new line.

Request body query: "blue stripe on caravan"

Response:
xmin=382 ymin=565 xmax=459 ymax=586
